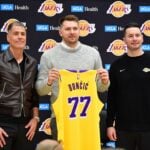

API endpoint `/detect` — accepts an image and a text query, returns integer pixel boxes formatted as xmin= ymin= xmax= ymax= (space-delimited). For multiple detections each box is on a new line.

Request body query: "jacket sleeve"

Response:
xmin=31 ymin=65 xmax=39 ymax=108
xmin=106 ymin=64 xmax=117 ymax=127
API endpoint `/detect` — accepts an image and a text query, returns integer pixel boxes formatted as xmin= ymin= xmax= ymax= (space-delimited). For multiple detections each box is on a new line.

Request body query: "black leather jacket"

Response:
xmin=0 ymin=49 xmax=39 ymax=118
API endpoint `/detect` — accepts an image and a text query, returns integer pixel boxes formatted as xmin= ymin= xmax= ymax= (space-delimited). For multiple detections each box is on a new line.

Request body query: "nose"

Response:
xmin=70 ymin=28 xmax=76 ymax=34
xmin=18 ymin=33 xmax=25 ymax=39
xmin=70 ymin=29 xmax=74 ymax=34
xmin=18 ymin=34 xmax=22 ymax=38
xmin=132 ymin=35 xmax=137 ymax=40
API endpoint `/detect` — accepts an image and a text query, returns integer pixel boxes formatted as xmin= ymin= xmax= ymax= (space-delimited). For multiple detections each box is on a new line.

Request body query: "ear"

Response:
xmin=6 ymin=34 xmax=9 ymax=43
xmin=59 ymin=29 xmax=62 ymax=37
xmin=123 ymin=37 xmax=125 ymax=42
xmin=141 ymin=34 xmax=144 ymax=43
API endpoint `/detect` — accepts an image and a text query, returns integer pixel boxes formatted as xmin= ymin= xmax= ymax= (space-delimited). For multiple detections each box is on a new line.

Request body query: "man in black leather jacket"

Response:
xmin=0 ymin=21 xmax=39 ymax=150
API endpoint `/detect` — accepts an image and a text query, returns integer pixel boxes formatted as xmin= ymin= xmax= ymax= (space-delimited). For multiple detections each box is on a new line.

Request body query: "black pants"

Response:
xmin=0 ymin=122 xmax=35 ymax=150
xmin=50 ymin=118 xmax=58 ymax=140
xmin=116 ymin=130 xmax=150 ymax=150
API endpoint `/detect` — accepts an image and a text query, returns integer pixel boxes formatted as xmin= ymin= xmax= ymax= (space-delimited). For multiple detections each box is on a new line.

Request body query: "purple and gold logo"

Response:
xmin=107 ymin=39 xmax=127 ymax=56
xmin=38 ymin=0 xmax=63 ymax=17
xmin=107 ymin=1 xmax=131 ymax=18
xmin=38 ymin=39 xmax=57 ymax=52
xmin=1 ymin=18 xmax=18 ymax=33
xmin=39 ymin=118 xmax=51 ymax=135
xmin=79 ymin=20 xmax=96 ymax=37
xmin=141 ymin=20 xmax=150 ymax=37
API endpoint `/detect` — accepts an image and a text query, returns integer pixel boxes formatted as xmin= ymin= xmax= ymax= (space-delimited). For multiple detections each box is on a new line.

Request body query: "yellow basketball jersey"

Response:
xmin=52 ymin=69 xmax=103 ymax=150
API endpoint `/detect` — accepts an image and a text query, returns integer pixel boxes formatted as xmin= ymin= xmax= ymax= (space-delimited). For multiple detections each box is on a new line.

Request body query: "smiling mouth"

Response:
xmin=17 ymin=41 xmax=24 ymax=42
xmin=131 ymin=43 xmax=138 ymax=45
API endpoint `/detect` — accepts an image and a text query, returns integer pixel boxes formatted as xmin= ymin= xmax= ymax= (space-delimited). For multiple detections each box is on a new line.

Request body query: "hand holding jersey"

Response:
xmin=47 ymin=68 xmax=109 ymax=87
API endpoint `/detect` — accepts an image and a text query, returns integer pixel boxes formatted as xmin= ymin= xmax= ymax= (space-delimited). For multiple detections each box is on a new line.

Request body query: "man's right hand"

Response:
xmin=47 ymin=68 xmax=59 ymax=86
xmin=0 ymin=127 xmax=8 ymax=148
xmin=107 ymin=127 xmax=117 ymax=141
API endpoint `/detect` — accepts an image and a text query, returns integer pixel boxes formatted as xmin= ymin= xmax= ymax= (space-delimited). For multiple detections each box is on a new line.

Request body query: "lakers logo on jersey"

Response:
xmin=53 ymin=69 xmax=103 ymax=150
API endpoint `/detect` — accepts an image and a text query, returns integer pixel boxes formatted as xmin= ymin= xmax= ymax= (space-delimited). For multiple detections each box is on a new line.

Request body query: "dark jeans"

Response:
xmin=116 ymin=130 xmax=150 ymax=150
xmin=0 ymin=122 xmax=35 ymax=150
xmin=50 ymin=118 xmax=58 ymax=140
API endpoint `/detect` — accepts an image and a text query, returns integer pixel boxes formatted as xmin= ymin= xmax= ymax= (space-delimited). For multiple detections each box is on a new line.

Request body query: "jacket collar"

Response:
xmin=5 ymin=48 xmax=29 ymax=62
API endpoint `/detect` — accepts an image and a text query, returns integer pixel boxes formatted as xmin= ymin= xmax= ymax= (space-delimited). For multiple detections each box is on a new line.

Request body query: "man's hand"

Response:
xmin=47 ymin=68 xmax=59 ymax=85
xmin=0 ymin=127 xmax=8 ymax=148
xmin=25 ymin=118 xmax=38 ymax=141
xmin=107 ymin=127 xmax=117 ymax=141
xmin=97 ymin=68 xmax=109 ymax=85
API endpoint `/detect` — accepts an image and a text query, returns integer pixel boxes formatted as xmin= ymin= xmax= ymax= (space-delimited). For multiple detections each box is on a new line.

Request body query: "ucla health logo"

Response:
xmin=142 ymin=44 xmax=150 ymax=51
xmin=105 ymin=64 xmax=111 ymax=71
xmin=38 ymin=39 xmax=57 ymax=52
xmin=71 ymin=5 xmax=84 ymax=12
xmin=139 ymin=6 xmax=150 ymax=13
xmin=79 ymin=20 xmax=96 ymax=37
xmin=107 ymin=39 xmax=127 ymax=56
xmin=1 ymin=44 xmax=9 ymax=51
xmin=38 ymin=0 xmax=63 ymax=17
xmin=0 ymin=4 xmax=14 ymax=11
xmin=107 ymin=1 xmax=131 ymax=18
xmin=141 ymin=20 xmax=150 ymax=37
xmin=36 ymin=24 xmax=49 ymax=31
xmin=39 ymin=103 xmax=49 ymax=110
xmin=105 ymin=25 xmax=117 ymax=32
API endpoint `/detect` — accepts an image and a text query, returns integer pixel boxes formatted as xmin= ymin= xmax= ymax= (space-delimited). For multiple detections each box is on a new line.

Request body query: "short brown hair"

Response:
xmin=123 ymin=22 xmax=141 ymax=36
xmin=59 ymin=14 xmax=79 ymax=26
xmin=7 ymin=21 xmax=27 ymax=32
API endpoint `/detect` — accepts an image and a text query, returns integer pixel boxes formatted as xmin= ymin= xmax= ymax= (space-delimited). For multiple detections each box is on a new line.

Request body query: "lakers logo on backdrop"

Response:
xmin=107 ymin=39 xmax=127 ymax=56
xmin=107 ymin=1 xmax=131 ymax=18
xmin=1 ymin=18 xmax=18 ymax=33
xmin=39 ymin=118 xmax=51 ymax=135
xmin=141 ymin=20 xmax=150 ymax=37
xmin=38 ymin=0 xmax=63 ymax=17
xmin=38 ymin=39 xmax=57 ymax=52
xmin=79 ymin=20 xmax=96 ymax=37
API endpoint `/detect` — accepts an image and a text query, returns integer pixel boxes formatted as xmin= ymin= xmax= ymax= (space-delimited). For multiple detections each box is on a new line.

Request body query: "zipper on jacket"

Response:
xmin=17 ymin=62 xmax=25 ymax=117
xmin=21 ymin=57 xmax=28 ymax=117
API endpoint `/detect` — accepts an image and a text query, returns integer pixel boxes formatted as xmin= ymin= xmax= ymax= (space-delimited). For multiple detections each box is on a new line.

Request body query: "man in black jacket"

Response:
xmin=107 ymin=22 xmax=150 ymax=150
xmin=0 ymin=21 xmax=39 ymax=150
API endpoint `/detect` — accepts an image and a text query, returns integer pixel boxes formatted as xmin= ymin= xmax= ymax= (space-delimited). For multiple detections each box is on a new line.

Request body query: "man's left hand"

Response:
xmin=97 ymin=68 xmax=109 ymax=85
xmin=25 ymin=117 xmax=38 ymax=141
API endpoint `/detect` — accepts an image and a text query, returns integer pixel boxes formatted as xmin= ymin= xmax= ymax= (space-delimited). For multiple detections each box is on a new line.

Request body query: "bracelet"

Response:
xmin=33 ymin=116 xmax=40 ymax=123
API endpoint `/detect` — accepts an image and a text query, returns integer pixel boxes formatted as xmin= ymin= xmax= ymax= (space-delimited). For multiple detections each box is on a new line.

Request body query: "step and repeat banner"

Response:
xmin=0 ymin=0 xmax=150 ymax=147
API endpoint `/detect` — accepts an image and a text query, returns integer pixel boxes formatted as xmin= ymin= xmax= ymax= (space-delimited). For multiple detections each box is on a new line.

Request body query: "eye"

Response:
xmin=128 ymin=35 xmax=133 ymax=38
xmin=136 ymin=34 xmax=141 ymax=37
xmin=21 ymin=32 xmax=26 ymax=36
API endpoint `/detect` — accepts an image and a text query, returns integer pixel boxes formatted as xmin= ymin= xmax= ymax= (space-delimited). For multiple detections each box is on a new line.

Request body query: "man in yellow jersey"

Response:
xmin=36 ymin=15 xmax=109 ymax=150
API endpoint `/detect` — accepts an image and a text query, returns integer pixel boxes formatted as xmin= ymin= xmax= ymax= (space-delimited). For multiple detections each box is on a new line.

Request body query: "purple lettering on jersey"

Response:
xmin=68 ymin=96 xmax=91 ymax=118
xmin=68 ymin=81 xmax=89 ymax=91
xmin=68 ymin=97 xmax=78 ymax=118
